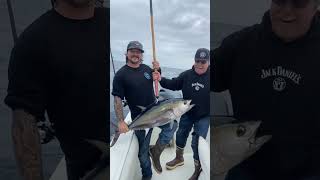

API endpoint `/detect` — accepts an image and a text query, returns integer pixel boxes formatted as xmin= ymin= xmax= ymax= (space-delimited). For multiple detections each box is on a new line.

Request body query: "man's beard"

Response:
xmin=128 ymin=57 xmax=141 ymax=64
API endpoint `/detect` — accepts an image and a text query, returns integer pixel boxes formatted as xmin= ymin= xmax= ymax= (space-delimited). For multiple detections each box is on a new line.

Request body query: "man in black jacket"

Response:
xmin=153 ymin=48 xmax=210 ymax=180
xmin=213 ymin=0 xmax=320 ymax=180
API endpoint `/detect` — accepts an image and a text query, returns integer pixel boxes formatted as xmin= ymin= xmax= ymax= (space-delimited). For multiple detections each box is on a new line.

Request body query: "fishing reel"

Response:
xmin=122 ymin=100 xmax=128 ymax=107
xmin=37 ymin=118 xmax=55 ymax=144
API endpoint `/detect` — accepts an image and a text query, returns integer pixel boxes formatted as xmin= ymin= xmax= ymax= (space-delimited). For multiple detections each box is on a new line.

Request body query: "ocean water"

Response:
xmin=109 ymin=60 xmax=186 ymax=136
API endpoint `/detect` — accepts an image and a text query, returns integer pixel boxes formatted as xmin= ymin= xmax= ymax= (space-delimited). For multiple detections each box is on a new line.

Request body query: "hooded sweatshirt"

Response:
xmin=213 ymin=11 xmax=320 ymax=178
xmin=160 ymin=66 xmax=210 ymax=119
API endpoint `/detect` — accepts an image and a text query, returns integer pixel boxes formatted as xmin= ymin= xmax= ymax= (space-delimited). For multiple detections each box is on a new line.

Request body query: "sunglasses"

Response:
xmin=272 ymin=0 xmax=312 ymax=8
xmin=195 ymin=59 xmax=208 ymax=64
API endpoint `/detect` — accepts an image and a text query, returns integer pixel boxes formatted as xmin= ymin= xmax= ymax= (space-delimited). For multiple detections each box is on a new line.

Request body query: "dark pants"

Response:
xmin=58 ymin=139 xmax=102 ymax=180
xmin=135 ymin=122 xmax=178 ymax=178
xmin=176 ymin=115 xmax=210 ymax=161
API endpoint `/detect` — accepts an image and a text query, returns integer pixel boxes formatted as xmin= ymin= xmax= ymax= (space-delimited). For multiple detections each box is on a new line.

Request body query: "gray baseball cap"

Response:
xmin=127 ymin=41 xmax=144 ymax=53
xmin=194 ymin=48 xmax=210 ymax=61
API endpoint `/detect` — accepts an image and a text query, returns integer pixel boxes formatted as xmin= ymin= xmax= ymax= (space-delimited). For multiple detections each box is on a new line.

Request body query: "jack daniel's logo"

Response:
xmin=192 ymin=82 xmax=204 ymax=91
xmin=260 ymin=66 xmax=302 ymax=91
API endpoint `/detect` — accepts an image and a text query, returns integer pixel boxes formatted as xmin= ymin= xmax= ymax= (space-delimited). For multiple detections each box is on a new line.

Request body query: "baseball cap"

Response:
xmin=195 ymin=48 xmax=210 ymax=61
xmin=127 ymin=41 xmax=144 ymax=53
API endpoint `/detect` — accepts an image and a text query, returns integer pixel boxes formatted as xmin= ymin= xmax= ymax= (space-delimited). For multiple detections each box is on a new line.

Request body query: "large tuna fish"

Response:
xmin=110 ymin=98 xmax=194 ymax=147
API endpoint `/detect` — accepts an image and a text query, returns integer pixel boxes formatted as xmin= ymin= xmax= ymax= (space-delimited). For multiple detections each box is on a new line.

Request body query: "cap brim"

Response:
xmin=127 ymin=48 xmax=144 ymax=53
xmin=195 ymin=59 xmax=209 ymax=61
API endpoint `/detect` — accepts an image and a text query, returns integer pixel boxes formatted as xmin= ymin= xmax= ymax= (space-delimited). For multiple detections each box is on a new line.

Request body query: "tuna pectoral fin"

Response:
xmin=144 ymin=128 xmax=153 ymax=140
xmin=145 ymin=128 xmax=150 ymax=137
xmin=170 ymin=120 xmax=178 ymax=131
xmin=170 ymin=121 xmax=173 ymax=129
xmin=110 ymin=133 xmax=120 ymax=147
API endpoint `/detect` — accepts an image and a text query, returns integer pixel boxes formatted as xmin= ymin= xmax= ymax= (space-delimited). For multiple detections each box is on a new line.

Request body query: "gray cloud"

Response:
xmin=110 ymin=0 xmax=210 ymax=69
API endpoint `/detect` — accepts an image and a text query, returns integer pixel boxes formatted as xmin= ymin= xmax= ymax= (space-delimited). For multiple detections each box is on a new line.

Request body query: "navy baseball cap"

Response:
xmin=194 ymin=48 xmax=210 ymax=61
xmin=127 ymin=41 xmax=144 ymax=53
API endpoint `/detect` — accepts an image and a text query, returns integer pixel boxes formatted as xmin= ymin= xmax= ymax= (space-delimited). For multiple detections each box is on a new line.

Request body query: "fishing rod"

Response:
xmin=110 ymin=45 xmax=116 ymax=75
xmin=149 ymin=0 xmax=159 ymax=98
xmin=6 ymin=0 xmax=18 ymax=44
xmin=110 ymin=45 xmax=128 ymax=107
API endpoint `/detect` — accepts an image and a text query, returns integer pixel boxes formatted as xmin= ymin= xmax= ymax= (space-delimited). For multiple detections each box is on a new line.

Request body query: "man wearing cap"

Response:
xmin=213 ymin=0 xmax=320 ymax=180
xmin=112 ymin=41 xmax=178 ymax=180
xmin=153 ymin=48 xmax=210 ymax=180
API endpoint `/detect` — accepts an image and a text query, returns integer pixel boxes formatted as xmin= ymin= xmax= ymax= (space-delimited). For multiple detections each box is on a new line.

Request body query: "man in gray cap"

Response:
xmin=153 ymin=48 xmax=210 ymax=180
xmin=112 ymin=41 xmax=178 ymax=180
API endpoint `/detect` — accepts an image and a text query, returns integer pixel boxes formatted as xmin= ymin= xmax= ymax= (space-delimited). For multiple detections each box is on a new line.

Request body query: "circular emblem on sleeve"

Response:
xmin=144 ymin=72 xmax=151 ymax=80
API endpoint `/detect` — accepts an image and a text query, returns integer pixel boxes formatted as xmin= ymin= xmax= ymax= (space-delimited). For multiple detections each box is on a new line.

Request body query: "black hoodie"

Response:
xmin=213 ymin=11 xmax=320 ymax=178
xmin=160 ymin=66 xmax=210 ymax=119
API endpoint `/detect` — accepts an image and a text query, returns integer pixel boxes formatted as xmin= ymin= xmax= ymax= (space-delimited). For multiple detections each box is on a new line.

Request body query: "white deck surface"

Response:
xmin=50 ymin=112 xmax=210 ymax=180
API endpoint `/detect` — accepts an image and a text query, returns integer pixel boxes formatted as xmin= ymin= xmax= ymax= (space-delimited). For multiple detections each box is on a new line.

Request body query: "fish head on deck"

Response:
xmin=172 ymin=99 xmax=195 ymax=117
xmin=212 ymin=121 xmax=271 ymax=176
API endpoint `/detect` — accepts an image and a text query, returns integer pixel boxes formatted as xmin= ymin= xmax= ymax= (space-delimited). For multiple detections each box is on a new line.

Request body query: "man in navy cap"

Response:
xmin=153 ymin=48 xmax=210 ymax=180
xmin=112 ymin=41 xmax=178 ymax=180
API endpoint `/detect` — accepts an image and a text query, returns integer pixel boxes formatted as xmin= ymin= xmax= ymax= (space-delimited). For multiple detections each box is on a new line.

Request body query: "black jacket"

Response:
xmin=160 ymin=66 xmax=210 ymax=119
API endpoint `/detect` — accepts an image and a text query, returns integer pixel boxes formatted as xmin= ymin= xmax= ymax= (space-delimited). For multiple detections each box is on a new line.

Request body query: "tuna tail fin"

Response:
xmin=169 ymin=121 xmax=173 ymax=129
xmin=109 ymin=132 xmax=120 ymax=147
xmin=170 ymin=120 xmax=178 ymax=131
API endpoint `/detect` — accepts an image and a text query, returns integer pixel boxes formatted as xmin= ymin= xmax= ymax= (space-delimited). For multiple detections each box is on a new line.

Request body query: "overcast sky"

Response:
xmin=110 ymin=0 xmax=210 ymax=70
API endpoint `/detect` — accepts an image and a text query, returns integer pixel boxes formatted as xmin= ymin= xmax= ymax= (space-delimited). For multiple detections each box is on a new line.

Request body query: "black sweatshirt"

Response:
xmin=160 ymin=66 xmax=210 ymax=119
xmin=5 ymin=8 xmax=108 ymax=149
xmin=213 ymin=11 xmax=320 ymax=178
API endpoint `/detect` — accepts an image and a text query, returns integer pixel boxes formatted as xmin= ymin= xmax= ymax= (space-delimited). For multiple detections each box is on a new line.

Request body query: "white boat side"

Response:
xmin=50 ymin=112 xmax=210 ymax=180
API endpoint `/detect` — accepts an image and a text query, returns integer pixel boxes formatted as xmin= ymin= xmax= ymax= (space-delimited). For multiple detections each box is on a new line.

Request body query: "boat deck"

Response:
xmin=50 ymin=112 xmax=209 ymax=180
xmin=151 ymin=147 xmax=195 ymax=180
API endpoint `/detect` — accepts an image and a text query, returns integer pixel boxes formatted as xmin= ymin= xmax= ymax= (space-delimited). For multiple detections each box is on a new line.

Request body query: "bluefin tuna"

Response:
xmin=110 ymin=98 xmax=195 ymax=147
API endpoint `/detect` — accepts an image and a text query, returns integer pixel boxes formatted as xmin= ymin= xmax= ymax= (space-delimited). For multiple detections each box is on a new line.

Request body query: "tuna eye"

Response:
xmin=184 ymin=101 xmax=187 ymax=105
xmin=236 ymin=125 xmax=246 ymax=137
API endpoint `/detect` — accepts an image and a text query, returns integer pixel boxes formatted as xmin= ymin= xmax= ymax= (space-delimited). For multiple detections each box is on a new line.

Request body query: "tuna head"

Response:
xmin=212 ymin=121 xmax=271 ymax=177
xmin=172 ymin=99 xmax=195 ymax=117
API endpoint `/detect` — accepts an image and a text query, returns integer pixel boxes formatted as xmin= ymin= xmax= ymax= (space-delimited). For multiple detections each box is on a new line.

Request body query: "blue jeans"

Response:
xmin=158 ymin=120 xmax=178 ymax=145
xmin=176 ymin=115 xmax=210 ymax=161
xmin=135 ymin=121 xmax=178 ymax=178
